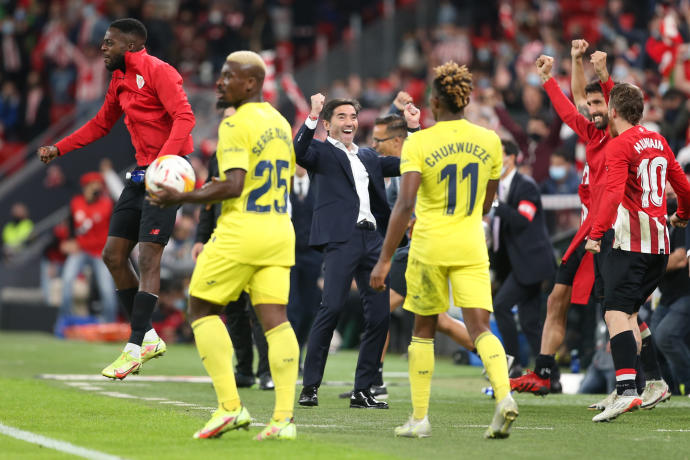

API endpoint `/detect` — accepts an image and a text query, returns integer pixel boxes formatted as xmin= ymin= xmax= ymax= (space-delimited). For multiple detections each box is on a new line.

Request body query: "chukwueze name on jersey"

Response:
xmin=422 ymin=141 xmax=492 ymax=168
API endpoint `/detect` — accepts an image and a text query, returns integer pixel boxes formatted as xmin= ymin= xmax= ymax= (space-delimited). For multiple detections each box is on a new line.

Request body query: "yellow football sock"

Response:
xmin=265 ymin=321 xmax=299 ymax=421
xmin=191 ymin=315 xmax=241 ymax=411
xmin=475 ymin=331 xmax=510 ymax=402
xmin=408 ymin=336 xmax=434 ymax=420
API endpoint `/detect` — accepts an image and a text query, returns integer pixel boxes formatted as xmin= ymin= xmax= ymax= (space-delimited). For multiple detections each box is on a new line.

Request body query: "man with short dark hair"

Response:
xmin=295 ymin=93 xmax=407 ymax=409
xmin=585 ymin=82 xmax=690 ymax=422
xmin=37 ymin=18 xmax=195 ymax=379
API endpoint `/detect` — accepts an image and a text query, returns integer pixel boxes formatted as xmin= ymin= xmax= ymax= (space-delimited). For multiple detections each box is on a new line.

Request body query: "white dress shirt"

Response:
xmin=294 ymin=173 xmax=310 ymax=199
xmin=499 ymin=167 xmax=516 ymax=203
xmin=326 ymin=136 xmax=377 ymax=227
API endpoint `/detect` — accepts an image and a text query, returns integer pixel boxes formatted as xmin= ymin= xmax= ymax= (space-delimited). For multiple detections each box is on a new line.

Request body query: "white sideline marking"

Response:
xmin=39 ymin=374 xmax=213 ymax=383
xmin=0 ymin=422 xmax=126 ymax=460
xmin=40 ymin=374 xmax=376 ymax=387
xmin=99 ymin=392 xmax=139 ymax=399
xmin=657 ymin=429 xmax=690 ymax=432
xmin=452 ymin=424 xmax=554 ymax=431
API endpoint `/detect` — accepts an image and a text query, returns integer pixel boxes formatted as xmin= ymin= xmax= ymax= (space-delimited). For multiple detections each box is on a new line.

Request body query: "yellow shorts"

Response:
xmin=402 ymin=256 xmax=493 ymax=316
xmin=188 ymin=245 xmax=291 ymax=306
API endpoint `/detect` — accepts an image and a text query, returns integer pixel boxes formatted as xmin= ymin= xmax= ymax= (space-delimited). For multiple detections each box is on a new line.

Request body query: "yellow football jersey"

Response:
xmin=401 ymin=119 xmax=502 ymax=266
xmin=212 ymin=102 xmax=296 ymax=266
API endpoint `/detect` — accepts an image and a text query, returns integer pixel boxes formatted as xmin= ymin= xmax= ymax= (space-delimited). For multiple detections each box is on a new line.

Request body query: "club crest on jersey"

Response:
xmin=136 ymin=74 xmax=145 ymax=89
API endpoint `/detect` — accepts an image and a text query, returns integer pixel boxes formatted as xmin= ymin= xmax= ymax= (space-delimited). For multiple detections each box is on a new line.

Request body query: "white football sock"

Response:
xmin=123 ymin=343 xmax=141 ymax=359
xmin=143 ymin=328 xmax=160 ymax=342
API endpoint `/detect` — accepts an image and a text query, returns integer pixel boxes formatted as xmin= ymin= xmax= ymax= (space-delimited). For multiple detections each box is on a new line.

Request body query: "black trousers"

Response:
xmin=225 ymin=292 xmax=270 ymax=377
xmin=493 ymin=272 xmax=543 ymax=360
xmin=287 ymin=248 xmax=323 ymax=354
xmin=302 ymin=227 xmax=390 ymax=390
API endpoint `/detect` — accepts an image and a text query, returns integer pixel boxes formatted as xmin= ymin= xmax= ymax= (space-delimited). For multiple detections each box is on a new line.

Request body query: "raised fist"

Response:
xmin=393 ymin=91 xmax=413 ymax=111
xmin=535 ymin=55 xmax=554 ymax=82
xmin=38 ymin=145 xmax=59 ymax=164
xmin=571 ymin=39 xmax=589 ymax=59
xmin=590 ymin=51 xmax=609 ymax=80
xmin=310 ymin=93 xmax=325 ymax=118
xmin=403 ymin=102 xmax=420 ymax=129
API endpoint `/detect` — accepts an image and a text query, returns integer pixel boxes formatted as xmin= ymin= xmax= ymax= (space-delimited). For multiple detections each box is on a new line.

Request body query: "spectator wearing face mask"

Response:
xmin=541 ymin=150 xmax=581 ymax=195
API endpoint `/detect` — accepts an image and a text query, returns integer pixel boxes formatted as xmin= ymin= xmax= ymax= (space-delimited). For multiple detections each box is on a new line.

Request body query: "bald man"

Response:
xmin=149 ymin=51 xmax=299 ymax=441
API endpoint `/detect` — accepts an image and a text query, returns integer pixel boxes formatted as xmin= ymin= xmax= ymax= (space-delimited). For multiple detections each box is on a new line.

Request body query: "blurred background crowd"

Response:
xmin=1 ymin=0 xmax=690 ymax=393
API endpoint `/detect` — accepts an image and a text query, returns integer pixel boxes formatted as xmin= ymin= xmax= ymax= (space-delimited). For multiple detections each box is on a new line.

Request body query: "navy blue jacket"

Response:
xmin=293 ymin=123 xmax=400 ymax=248
xmin=494 ymin=172 xmax=556 ymax=285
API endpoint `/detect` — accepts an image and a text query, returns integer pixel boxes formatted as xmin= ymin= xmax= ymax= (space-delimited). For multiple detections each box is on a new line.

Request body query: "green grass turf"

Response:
xmin=1 ymin=332 xmax=689 ymax=459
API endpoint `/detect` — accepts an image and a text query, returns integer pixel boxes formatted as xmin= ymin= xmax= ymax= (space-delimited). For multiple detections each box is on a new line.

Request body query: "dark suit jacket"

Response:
xmin=494 ymin=172 xmax=555 ymax=285
xmin=195 ymin=153 xmax=221 ymax=244
xmin=293 ymin=123 xmax=400 ymax=248
xmin=290 ymin=178 xmax=317 ymax=252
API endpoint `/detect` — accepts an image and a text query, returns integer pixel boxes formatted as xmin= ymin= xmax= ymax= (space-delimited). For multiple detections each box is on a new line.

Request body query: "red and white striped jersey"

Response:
xmin=590 ymin=125 xmax=690 ymax=253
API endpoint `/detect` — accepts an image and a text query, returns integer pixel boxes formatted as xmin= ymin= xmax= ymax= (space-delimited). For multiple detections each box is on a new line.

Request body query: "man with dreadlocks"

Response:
xmin=371 ymin=61 xmax=518 ymax=439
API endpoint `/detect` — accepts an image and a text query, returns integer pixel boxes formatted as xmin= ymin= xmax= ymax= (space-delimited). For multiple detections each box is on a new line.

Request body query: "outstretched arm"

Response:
xmin=537 ymin=54 xmax=596 ymax=141
xmin=40 ymin=78 xmax=123 ymax=163
xmin=570 ymin=39 xmax=589 ymax=110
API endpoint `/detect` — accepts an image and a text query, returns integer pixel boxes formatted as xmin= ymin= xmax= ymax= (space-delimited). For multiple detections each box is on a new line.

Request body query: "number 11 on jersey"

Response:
xmin=439 ymin=162 xmax=478 ymax=216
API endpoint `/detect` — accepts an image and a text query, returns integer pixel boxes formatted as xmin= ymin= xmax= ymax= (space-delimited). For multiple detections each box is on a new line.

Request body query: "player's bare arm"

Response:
xmin=148 ymin=168 xmax=246 ymax=207
xmin=483 ymin=179 xmax=499 ymax=215
xmin=370 ymin=171 xmax=421 ymax=291
xmin=570 ymin=39 xmax=589 ymax=108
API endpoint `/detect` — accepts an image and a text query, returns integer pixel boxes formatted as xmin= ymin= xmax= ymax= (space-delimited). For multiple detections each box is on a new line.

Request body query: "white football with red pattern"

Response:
xmin=145 ymin=155 xmax=196 ymax=195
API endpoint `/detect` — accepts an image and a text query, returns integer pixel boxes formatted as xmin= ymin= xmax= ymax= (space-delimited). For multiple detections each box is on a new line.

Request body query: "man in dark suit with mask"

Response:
xmin=489 ymin=140 xmax=555 ymax=375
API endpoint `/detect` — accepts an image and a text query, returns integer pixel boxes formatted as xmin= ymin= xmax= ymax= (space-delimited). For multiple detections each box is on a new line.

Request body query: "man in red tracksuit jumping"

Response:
xmin=38 ymin=18 xmax=195 ymax=379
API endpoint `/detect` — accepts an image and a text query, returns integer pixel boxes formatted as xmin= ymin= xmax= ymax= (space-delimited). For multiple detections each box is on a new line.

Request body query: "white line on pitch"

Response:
xmin=452 ymin=424 xmax=554 ymax=430
xmin=656 ymin=429 xmax=690 ymax=432
xmin=0 ymin=422 xmax=126 ymax=460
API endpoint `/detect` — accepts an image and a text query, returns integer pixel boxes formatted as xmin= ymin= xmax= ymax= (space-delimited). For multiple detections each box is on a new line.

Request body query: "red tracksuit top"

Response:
xmin=543 ymin=76 xmax=614 ymax=261
xmin=70 ymin=194 xmax=113 ymax=257
xmin=589 ymin=126 xmax=690 ymax=254
xmin=55 ymin=48 xmax=195 ymax=166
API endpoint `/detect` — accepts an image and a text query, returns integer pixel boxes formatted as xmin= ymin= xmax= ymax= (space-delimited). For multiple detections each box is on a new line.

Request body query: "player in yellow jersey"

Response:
xmin=370 ymin=61 xmax=518 ymax=439
xmin=149 ymin=51 xmax=299 ymax=441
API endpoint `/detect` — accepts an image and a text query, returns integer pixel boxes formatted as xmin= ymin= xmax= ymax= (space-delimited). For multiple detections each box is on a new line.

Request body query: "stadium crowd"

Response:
xmin=2 ymin=0 xmax=690 ymax=404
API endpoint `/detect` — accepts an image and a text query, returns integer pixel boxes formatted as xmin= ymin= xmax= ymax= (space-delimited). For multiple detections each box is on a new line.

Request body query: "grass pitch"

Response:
xmin=0 ymin=332 xmax=689 ymax=459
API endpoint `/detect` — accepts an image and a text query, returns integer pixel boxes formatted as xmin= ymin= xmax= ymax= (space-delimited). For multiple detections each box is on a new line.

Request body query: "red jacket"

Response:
xmin=71 ymin=194 xmax=112 ymax=257
xmin=56 ymin=48 xmax=195 ymax=166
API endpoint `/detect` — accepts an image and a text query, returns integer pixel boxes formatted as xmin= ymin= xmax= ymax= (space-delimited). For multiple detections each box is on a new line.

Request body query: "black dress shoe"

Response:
xmin=259 ymin=373 xmax=275 ymax=391
xmin=235 ymin=373 xmax=255 ymax=388
xmin=298 ymin=385 xmax=318 ymax=406
xmin=350 ymin=389 xmax=388 ymax=409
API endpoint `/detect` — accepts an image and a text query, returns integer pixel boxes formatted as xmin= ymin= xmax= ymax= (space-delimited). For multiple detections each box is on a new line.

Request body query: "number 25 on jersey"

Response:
xmin=246 ymin=159 xmax=289 ymax=213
